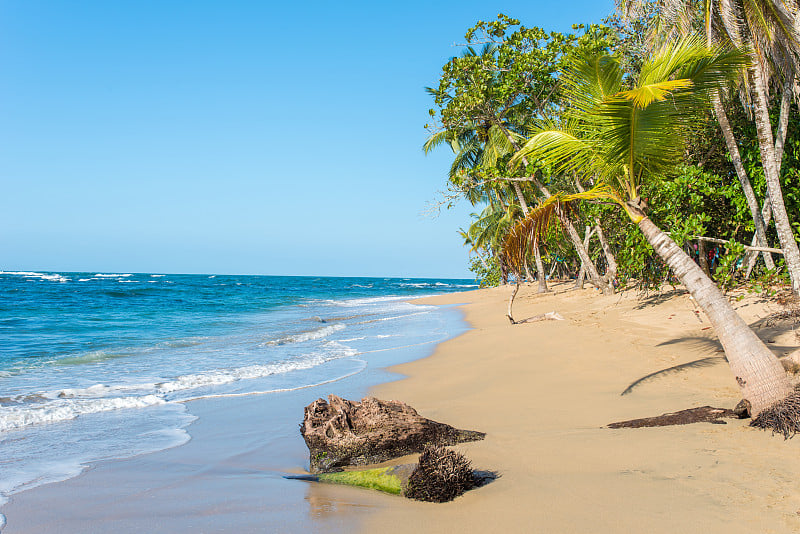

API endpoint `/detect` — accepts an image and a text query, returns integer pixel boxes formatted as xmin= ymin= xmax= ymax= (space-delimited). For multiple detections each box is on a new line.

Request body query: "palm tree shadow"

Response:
xmin=633 ymin=288 xmax=689 ymax=310
xmin=656 ymin=336 xmax=723 ymax=351
xmin=621 ymin=356 xmax=727 ymax=396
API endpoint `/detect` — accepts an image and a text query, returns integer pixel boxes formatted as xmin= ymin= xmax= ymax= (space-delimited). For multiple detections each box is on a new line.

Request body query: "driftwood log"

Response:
xmin=608 ymin=405 xmax=749 ymax=429
xmin=300 ymin=395 xmax=485 ymax=473
xmin=285 ymin=445 xmax=481 ymax=503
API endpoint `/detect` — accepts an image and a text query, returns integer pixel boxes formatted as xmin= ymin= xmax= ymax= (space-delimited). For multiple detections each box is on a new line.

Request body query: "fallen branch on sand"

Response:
xmin=608 ymin=405 xmax=748 ymax=428
xmin=512 ymin=311 xmax=564 ymax=324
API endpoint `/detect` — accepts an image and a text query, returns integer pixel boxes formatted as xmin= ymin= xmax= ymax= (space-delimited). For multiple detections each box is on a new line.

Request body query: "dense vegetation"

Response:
xmin=427 ymin=10 xmax=800 ymax=294
xmin=425 ymin=3 xmax=800 ymax=431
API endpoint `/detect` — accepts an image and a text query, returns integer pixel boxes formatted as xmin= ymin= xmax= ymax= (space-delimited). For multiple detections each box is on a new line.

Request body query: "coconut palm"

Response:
xmin=424 ymin=95 xmax=551 ymax=292
xmin=505 ymin=39 xmax=797 ymax=427
xmin=618 ymin=0 xmax=800 ymax=293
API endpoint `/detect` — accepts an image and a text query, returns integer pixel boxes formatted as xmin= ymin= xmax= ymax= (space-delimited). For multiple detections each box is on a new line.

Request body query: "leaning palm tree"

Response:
xmin=619 ymin=0 xmax=800 ymax=293
xmin=505 ymin=39 xmax=798 ymax=431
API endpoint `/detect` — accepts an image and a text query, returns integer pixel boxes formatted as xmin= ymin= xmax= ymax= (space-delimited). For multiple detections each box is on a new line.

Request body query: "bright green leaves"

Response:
xmin=617 ymin=79 xmax=694 ymax=108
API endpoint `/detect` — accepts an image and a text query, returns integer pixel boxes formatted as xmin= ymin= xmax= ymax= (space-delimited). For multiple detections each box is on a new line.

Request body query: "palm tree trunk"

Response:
xmin=493 ymin=120 xmax=609 ymax=293
xmin=711 ymin=92 xmax=774 ymax=269
xmin=557 ymin=208 xmax=612 ymax=294
xmin=750 ymin=65 xmax=800 ymax=295
xmin=744 ymin=76 xmax=793 ymax=276
xmin=511 ymin=179 xmax=548 ymax=292
xmin=575 ymin=226 xmax=592 ymax=289
xmin=636 ymin=213 xmax=792 ymax=415
xmin=532 ymin=242 xmax=548 ymax=293
xmin=524 ymin=259 xmax=536 ymax=284
xmin=574 ymin=178 xmax=618 ymax=283
xmin=595 ymin=224 xmax=617 ymax=283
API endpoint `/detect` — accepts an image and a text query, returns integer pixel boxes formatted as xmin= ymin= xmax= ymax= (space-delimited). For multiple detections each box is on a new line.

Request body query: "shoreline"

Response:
xmin=365 ymin=282 xmax=800 ymax=533
xmin=4 ymin=281 xmax=800 ymax=532
xmin=0 ymin=296 xmax=468 ymax=533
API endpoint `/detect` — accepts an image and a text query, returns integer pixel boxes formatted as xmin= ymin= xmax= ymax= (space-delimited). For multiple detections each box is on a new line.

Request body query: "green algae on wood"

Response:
xmin=318 ymin=467 xmax=404 ymax=495
xmin=285 ymin=445 xmax=478 ymax=502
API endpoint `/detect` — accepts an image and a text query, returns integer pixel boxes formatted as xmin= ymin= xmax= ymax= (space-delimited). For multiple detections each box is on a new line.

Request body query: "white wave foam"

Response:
xmin=177 ymin=359 xmax=367 ymax=403
xmin=93 ymin=273 xmax=132 ymax=278
xmin=328 ymin=295 xmax=412 ymax=308
xmin=264 ymin=324 xmax=345 ymax=346
xmin=0 ymin=395 xmax=166 ymax=432
xmin=155 ymin=349 xmax=355 ymax=394
xmin=358 ymin=311 xmax=430 ymax=323
xmin=150 ymin=274 xmax=165 ymax=277
xmin=0 ymin=271 xmax=69 ymax=282
xmin=78 ymin=278 xmax=92 ymax=282
xmin=337 ymin=336 xmax=366 ymax=342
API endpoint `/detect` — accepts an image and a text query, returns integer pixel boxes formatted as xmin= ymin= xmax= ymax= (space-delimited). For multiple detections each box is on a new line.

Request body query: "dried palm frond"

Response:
xmin=502 ymin=184 xmax=623 ymax=276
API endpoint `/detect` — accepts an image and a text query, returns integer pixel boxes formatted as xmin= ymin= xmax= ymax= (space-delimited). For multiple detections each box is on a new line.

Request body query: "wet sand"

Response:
xmin=0 ymin=306 xmax=467 ymax=533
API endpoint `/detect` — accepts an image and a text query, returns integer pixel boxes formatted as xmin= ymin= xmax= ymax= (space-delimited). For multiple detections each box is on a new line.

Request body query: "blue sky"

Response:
xmin=1 ymin=0 xmax=614 ymax=278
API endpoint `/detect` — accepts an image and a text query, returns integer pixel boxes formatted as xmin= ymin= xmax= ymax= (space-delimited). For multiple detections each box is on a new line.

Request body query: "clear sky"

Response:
xmin=1 ymin=0 xmax=614 ymax=278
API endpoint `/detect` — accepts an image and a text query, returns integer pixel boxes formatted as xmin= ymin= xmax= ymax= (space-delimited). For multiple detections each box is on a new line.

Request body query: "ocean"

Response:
xmin=0 ymin=271 xmax=475 ymax=516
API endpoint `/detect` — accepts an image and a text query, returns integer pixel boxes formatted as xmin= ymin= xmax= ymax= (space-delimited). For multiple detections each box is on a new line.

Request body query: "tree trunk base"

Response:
xmin=750 ymin=387 xmax=800 ymax=439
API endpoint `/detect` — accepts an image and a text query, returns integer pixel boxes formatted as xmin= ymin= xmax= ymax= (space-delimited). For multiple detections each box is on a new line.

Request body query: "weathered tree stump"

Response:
xmin=285 ymin=445 xmax=481 ymax=502
xmin=300 ymin=395 xmax=485 ymax=473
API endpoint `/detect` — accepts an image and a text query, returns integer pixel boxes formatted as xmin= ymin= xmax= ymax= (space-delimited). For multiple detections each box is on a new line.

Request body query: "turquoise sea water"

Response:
xmin=0 ymin=271 xmax=475 ymax=509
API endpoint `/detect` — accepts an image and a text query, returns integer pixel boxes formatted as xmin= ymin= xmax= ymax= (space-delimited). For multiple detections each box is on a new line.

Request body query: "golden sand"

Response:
xmin=364 ymin=282 xmax=800 ymax=533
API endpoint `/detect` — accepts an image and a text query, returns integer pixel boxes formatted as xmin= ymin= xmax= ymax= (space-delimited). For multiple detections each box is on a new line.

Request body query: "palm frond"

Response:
xmin=617 ymin=79 xmax=695 ymax=108
xmin=501 ymin=185 xmax=622 ymax=275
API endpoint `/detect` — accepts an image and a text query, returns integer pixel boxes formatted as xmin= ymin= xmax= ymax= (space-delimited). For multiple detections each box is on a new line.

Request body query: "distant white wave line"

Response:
xmin=337 ymin=336 xmax=367 ymax=342
xmin=1 ymin=350 xmax=358 ymax=432
xmin=355 ymin=311 xmax=430 ymax=324
xmin=93 ymin=273 xmax=133 ymax=278
xmin=150 ymin=274 xmax=165 ymax=277
xmin=0 ymin=271 xmax=70 ymax=282
xmin=356 ymin=336 xmax=449 ymax=355
xmin=177 ymin=359 xmax=368 ymax=403
xmin=330 ymin=295 xmax=415 ymax=307
xmin=264 ymin=324 xmax=345 ymax=346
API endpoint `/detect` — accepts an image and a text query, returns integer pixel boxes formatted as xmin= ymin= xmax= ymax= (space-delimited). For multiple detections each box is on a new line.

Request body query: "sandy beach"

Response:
xmin=364 ymin=282 xmax=800 ymax=533
xmin=4 ymin=281 xmax=800 ymax=533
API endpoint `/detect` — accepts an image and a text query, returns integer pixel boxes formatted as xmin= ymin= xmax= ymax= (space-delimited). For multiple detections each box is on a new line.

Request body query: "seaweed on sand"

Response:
xmin=404 ymin=445 xmax=475 ymax=503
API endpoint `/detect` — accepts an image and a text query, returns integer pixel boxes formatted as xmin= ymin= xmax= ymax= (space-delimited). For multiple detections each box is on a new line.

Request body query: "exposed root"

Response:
xmin=404 ymin=445 xmax=474 ymax=503
xmin=750 ymin=389 xmax=800 ymax=439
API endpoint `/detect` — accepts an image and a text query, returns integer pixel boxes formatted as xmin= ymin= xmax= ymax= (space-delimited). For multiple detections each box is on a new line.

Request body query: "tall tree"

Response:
xmin=426 ymin=15 xmax=615 ymax=293
xmin=506 ymin=40 xmax=798 ymax=429
xmin=618 ymin=0 xmax=800 ymax=294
